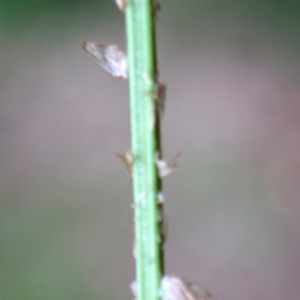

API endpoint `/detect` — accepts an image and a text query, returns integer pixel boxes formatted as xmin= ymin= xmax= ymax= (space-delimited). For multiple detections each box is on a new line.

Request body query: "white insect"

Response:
xmin=114 ymin=0 xmax=126 ymax=11
xmin=157 ymin=191 xmax=165 ymax=204
xmin=155 ymin=153 xmax=181 ymax=178
xmin=161 ymin=276 xmax=213 ymax=300
xmin=81 ymin=41 xmax=128 ymax=79
xmin=130 ymin=276 xmax=213 ymax=300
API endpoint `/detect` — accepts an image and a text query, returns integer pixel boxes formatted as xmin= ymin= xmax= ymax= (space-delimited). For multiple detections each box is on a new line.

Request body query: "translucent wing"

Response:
xmin=114 ymin=0 xmax=126 ymax=10
xmin=131 ymin=276 xmax=213 ymax=300
xmin=81 ymin=41 xmax=128 ymax=79
xmin=155 ymin=153 xmax=181 ymax=178
xmin=161 ymin=276 xmax=213 ymax=300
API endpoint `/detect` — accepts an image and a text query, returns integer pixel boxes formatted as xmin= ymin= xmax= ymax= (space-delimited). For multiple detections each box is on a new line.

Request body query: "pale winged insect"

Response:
xmin=157 ymin=191 xmax=165 ymax=204
xmin=116 ymin=149 xmax=133 ymax=175
xmin=130 ymin=276 xmax=212 ymax=300
xmin=160 ymin=276 xmax=213 ymax=300
xmin=114 ymin=0 xmax=126 ymax=11
xmin=81 ymin=41 xmax=128 ymax=79
xmin=155 ymin=153 xmax=181 ymax=178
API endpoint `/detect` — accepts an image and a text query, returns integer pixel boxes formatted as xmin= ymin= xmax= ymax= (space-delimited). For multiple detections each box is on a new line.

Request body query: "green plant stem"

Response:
xmin=125 ymin=1 xmax=163 ymax=300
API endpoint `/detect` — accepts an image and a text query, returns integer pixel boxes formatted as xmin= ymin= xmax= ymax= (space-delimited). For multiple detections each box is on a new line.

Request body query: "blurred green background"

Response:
xmin=1 ymin=1 xmax=300 ymax=299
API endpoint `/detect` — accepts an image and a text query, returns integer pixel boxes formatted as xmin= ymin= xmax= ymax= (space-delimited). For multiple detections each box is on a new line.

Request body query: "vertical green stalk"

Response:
xmin=125 ymin=1 xmax=163 ymax=300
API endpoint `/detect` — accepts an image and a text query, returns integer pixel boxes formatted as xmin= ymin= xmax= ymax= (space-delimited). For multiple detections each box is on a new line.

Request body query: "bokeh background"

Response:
xmin=1 ymin=1 xmax=300 ymax=299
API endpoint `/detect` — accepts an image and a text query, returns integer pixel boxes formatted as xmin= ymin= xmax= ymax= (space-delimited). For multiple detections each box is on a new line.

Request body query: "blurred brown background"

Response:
xmin=1 ymin=1 xmax=300 ymax=299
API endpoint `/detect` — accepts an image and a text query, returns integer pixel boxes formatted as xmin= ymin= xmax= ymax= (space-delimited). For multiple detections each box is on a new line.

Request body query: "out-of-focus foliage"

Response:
xmin=1 ymin=0 xmax=99 ymax=25
xmin=0 ymin=207 xmax=94 ymax=299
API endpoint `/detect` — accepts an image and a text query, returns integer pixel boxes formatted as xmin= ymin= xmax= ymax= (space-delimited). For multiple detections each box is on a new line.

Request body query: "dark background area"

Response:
xmin=1 ymin=1 xmax=300 ymax=299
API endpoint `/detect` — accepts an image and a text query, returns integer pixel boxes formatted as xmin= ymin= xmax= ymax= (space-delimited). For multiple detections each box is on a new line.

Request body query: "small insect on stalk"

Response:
xmin=116 ymin=149 xmax=134 ymax=176
xmin=155 ymin=153 xmax=181 ymax=178
xmin=160 ymin=276 xmax=213 ymax=300
xmin=131 ymin=276 xmax=213 ymax=300
xmin=81 ymin=41 xmax=128 ymax=79
xmin=115 ymin=0 xmax=126 ymax=11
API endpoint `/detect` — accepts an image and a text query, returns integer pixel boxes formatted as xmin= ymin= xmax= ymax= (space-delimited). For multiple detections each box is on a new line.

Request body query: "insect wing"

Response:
xmin=187 ymin=283 xmax=212 ymax=300
xmin=116 ymin=149 xmax=133 ymax=175
xmin=81 ymin=41 xmax=128 ymax=79
xmin=155 ymin=153 xmax=181 ymax=178
xmin=115 ymin=0 xmax=126 ymax=10
xmin=161 ymin=276 xmax=190 ymax=300
xmin=104 ymin=45 xmax=128 ymax=78
xmin=161 ymin=276 xmax=213 ymax=300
